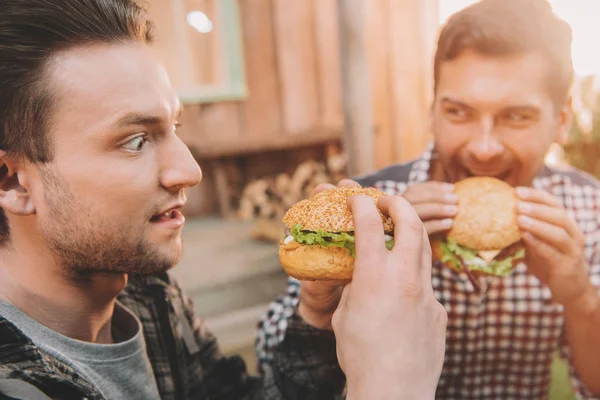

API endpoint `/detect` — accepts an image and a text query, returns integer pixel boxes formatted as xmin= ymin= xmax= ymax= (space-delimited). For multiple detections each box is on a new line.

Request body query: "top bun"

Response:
xmin=447 ymin=177 xmax=521 ymax=250
xmin=282 ymin=187 xmax=394 ymax=233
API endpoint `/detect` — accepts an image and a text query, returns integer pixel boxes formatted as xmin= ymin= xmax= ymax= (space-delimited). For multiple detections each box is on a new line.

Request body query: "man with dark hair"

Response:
xmin=258 ymin=0 xmax=600 ymax=398
xmin=0 ymin=0 xmax=448 ymax=399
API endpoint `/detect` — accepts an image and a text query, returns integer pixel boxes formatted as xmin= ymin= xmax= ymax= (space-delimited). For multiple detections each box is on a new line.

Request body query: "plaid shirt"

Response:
xmin=256 ymin=143 xmax=600 ymax=399
xmin=0 ymin=272 xmax=345 ymax=400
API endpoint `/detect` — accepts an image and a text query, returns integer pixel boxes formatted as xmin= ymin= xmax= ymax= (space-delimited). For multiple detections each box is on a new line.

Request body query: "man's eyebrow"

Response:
xmin=112 ymin=106 xmax=182 ymax=128
xmin=113 ymin=113 xmax=164 ymax=128
xmin=502 ymin=105 xmax=541 ymax=113
xmin=440 ymin=97 xmax=472 ymax=109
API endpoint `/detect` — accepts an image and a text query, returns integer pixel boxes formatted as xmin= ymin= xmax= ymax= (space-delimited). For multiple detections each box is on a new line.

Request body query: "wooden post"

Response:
xmin=338 ymin=0 xmax=374 ymax=177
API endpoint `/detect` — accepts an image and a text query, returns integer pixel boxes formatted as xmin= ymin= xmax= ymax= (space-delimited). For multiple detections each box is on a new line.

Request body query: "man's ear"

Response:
xmin=0 ymin=151 xmax=35 ymax=216
xmin=555 ymin=97 xmax=573 ymax=145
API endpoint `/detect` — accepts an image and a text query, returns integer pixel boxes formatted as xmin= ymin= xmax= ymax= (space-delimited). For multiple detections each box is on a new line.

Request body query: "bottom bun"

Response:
xmin=279 ymin=241 xmax=354 ymax=280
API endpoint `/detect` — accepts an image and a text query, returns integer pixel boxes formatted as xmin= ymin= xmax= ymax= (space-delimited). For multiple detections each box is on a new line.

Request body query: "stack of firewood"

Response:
xmin=236 ymin=154 xmax=348 ymax=242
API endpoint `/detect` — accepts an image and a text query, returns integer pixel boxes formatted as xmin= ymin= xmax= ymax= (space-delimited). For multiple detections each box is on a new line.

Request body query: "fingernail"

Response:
xmin=442 ymin=218 xmax=453 ymax=228
xmin=444 ymin=205 xmax=458 ymax=215
xmin=517 ymin=201 xmax=531 ymax=213
xmin=518 ymin=215 xmax=533 ymax=227
xmin=442 ymin=183 xmax=455 ymax=192
xmin=516 ymin=187 xmax=529 ymax=198
xmin=445 ymin=193 xmax=458 ymax=203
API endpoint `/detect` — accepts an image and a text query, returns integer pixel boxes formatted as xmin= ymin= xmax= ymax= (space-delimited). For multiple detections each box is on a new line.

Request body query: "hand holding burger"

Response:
xmin=333 ymin=193 xmax=446 ymax=399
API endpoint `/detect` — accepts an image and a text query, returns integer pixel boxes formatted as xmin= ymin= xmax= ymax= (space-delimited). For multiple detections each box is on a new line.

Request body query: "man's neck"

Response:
xmin=0 ymin=245 xmax=128 ymax=344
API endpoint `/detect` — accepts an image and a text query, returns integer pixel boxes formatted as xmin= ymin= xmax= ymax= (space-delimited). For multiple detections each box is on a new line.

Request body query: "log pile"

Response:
xmin=236 ymin=154 xmax=348 ymax=242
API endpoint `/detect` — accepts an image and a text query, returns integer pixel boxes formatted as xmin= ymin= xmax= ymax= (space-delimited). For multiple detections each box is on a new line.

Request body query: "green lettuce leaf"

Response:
xmin=439 ymin=238 xmax=525 ymax=277
xmin=290 ymin=224 xmax=394 ymax=257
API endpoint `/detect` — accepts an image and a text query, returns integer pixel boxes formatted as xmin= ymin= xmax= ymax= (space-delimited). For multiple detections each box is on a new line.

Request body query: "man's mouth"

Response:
xmin=150 ymin=208 xmax=184 ymax=223
xmin=465 ymin=169 xmax=510 ymax=181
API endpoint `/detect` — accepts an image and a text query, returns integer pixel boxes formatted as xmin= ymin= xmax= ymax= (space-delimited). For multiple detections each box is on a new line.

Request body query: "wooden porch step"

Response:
xmin=170 ymin=216 xmax=289 ymax=358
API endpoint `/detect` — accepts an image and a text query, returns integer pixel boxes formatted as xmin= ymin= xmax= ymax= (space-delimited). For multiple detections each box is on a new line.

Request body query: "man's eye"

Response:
xmin=507 ymin=113 xmax=527 ymax=122
xmin=122 ymin=136 xmax=147 ymax=151
xmin=446 ymin=107 xmax=468 ymax=119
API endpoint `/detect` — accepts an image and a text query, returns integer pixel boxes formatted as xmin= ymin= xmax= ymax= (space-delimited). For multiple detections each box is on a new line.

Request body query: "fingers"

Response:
xmin=517 ymin=214 xmax=575 ymax=254
xmin=378 ymin=195 xmax=426 ymax=279
xmin=517 ymin=201 xmax=583 ymax=241
xmin=413 ymin=202 xmax=457 ymax=221
xmin=515 ymin=187 xmax=562 ymax=208
xmin=347 ymin=195 xmax=387 ymax=260
xmin=404 ymin=182 xmax=457 ymax=205
xmin=310 ymin=179 xmax=361 ymax=197
xmin=403 ymin=182 xmax=457 ymax=235
xmin=423 ymin=219 xmax=454 ymax=235
xmin=420 ymin=227 xmax=434 ymax=294
xmin=310 ymin=183 xmax=336 ymax=197
xmin=338 ymin=179 xmax=361 ymax=188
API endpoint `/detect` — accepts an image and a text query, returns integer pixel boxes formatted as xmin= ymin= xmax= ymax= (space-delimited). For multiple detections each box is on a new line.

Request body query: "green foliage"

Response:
xmin=562 ymin=75 xmax=600 ymax=178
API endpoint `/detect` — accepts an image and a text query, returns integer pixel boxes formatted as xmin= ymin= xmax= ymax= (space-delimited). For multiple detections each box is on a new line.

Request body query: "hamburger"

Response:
xmin=433 ymin=176 xmax=525 ymax=279
xmin=279 ymin=187 xmax=394 ymax=281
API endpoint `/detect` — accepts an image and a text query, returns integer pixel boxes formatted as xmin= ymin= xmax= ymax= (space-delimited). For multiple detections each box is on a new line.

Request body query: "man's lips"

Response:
xmin=150 ymin=204 xmax=185 ymax=223
xmin=465 ymin=169 xmax=510 ymax=180
xmin=149 ymin=209 xmax=185 ymax=230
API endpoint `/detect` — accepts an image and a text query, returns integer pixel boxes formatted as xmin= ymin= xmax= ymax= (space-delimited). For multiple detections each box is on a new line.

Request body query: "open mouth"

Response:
xmin=466 ymin=169 xmax=510 ymax=181
xmin=150 ymin=209 xmax=182 ymax=222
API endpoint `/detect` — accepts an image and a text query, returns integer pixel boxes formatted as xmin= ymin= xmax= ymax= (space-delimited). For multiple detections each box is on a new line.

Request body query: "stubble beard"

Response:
xmin=39 ymin=167 xmax=176 ymax=279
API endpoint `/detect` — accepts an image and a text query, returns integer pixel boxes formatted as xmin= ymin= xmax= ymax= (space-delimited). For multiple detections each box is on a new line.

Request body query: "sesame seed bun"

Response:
xmin=282 ymin=187 xmax=394 ymax=233
xmin=279 ymin=186 xmax=393 ymax=280
xmin=448 ymin=177 xmax=521 ymax=250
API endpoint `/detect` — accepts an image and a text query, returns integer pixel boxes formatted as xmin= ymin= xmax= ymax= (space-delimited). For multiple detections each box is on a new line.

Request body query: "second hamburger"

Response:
xmin=433 ymin=176 xmax=525 ymax=278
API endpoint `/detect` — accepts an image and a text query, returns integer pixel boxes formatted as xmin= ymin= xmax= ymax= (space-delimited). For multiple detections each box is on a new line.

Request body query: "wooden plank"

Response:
xmin=182 ymin=166 xmax=218 ymax=216
xmin=272 ymin=0 xmax=319 ymax=133
xmin=338 ymin=0 xmax=374 ymax=176
xmin=211 ymin=159 xmax=233 ymax=218
xmin=184 ymin=0 xmax=215 ymax=86
xmin=178 ymin=104 xmax=204 ymax=145
xmin=313 ymin=0 xmax=343 ymax=129
xmin=201 ymin=102 xmax=242 ymax=142
xmin=238 ymin=0 xmax=282 ymax=138
xmin=365 ymin=0 xmax=394 ymax=169
xmin=145 ymin=0 xmax=181 ymax=89
xmin=387 ymin=0 xmax=432 ymax=162
xmin=420 ymin=0 xmax=438 ymax=151
xmin=193 ymin=127 xmax=341 ymax=158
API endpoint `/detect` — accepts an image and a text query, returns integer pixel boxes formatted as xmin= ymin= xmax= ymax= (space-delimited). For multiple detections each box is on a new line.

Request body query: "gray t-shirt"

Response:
xmin=0 ymin=299 xmax=161 ymax=400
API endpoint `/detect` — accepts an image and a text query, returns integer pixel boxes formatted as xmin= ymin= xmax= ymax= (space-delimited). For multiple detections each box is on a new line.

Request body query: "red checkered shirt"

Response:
xmin=256 ymin=144 xmax=600 ymax=399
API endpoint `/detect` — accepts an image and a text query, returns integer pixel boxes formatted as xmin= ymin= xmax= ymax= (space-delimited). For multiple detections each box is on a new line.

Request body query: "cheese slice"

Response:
xmin=477 ymin=250 xmax=501 ymax=263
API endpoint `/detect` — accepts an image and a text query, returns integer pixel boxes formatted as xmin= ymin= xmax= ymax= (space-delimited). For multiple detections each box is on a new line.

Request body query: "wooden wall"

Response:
xmin=169 ymin=0 xmax=439 ymax=216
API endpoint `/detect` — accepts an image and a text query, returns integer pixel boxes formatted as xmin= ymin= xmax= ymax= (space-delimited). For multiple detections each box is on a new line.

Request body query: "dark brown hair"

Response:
xmin=434 ymin=0 xmax=573 ymax=106
xmin=0 ymin=0 xmax=154 ymax=242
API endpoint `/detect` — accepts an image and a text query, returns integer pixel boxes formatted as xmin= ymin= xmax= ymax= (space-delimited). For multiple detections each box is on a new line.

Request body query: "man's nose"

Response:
xmin=467 ymin=117 xmax=504 ymax=162
xmin=159 ymin=136 xmax=202 ymax=191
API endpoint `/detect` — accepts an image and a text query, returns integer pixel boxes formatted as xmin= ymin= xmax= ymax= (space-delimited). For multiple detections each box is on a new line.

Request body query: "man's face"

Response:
xmin=431 ymin=50 xmax=571 ymax=186
xmin=27 ymin=43 xmax=202 ymax=276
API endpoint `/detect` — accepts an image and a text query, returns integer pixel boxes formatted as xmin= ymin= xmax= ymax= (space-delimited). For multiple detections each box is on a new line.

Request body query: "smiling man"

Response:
xmin=0 ymin=1 xmax=449 ymax=399
xmin=258 ymin=0 xmax=600 ymax=398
